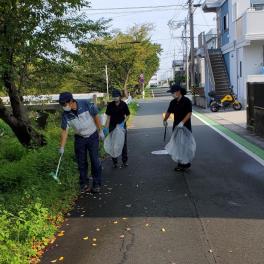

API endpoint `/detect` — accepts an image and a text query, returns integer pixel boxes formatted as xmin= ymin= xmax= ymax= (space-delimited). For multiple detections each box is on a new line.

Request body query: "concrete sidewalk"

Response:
xmin=194 ymin=108 xmax=264 ymax=149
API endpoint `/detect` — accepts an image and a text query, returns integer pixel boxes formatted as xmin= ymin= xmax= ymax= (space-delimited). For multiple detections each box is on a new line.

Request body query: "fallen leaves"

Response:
xmin=57 ymin=231 xmax=65 ymax=237
xmin=120 ymin=235 xmax=125 ymax=239
xmin=83 ymin=236 xmax=89 ymax=240
xmin=161 ymin=228 xmax=166 ymax=232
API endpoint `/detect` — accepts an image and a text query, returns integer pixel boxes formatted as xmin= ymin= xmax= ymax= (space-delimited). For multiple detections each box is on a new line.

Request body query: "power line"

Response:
xmin=84 ymin=8 xmax=185 ymax=16
xmin=84 ymin=4 xmax=187 ymax=11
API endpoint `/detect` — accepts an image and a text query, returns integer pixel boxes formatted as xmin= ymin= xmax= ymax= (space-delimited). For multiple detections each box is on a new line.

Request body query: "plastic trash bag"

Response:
xmin=104 ymin=126 xmax=125 ymax=158
xmin=165 ymin=127 xmax=196 ymax=164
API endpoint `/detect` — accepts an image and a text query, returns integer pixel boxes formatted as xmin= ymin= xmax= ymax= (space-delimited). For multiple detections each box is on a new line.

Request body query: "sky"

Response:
xmin=84 ymin=0 xmax=216 ymax=80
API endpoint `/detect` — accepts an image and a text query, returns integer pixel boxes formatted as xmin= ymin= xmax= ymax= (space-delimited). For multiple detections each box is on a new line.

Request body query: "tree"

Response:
xmin=0 ymin=0 xmax=108 ymax=147
xmin=69 ymin=24 xmax=161 ymax=97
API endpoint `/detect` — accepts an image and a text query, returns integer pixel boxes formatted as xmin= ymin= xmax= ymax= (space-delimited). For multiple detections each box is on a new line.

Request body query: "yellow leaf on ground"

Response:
xmin=50 ymin=260 xmax=57 ymax=263
xmin=161 ymin=228 xmax=166 ymax=232
xmin=113 ymin=221 xmax=118 ymax=224
xmin=145 ymin=223 xmax=150 ymax=227
xmin=92 ymin=238 xmax=97 ymax=242
xmin=83 ymin=237 xmax=89 ymax=240
xmin=96 ymin=228 xmax=100 ymax=231
xmin=59 ymin=256 xmax=64 ymax=261
xmin=57 ymin=231 xmax=65 ymax=237
xmin=92 ymin=243 xmax=97 ymax=247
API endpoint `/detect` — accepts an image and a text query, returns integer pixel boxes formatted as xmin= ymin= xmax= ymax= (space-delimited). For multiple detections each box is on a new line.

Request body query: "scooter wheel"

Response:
xmin=233 ymin=102 xmax=242 ymax=111
xmin=210 ymin=102 xmax=219 ymax=112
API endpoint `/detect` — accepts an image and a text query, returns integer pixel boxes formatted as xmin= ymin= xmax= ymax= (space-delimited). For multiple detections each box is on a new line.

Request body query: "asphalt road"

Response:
xmin=41 ymin=98 xmax=264 ymax=264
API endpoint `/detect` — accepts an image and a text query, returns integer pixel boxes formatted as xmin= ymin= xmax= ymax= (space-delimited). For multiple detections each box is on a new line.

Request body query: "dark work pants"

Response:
xmin=74 ymin=132 xmax=102 ymax=188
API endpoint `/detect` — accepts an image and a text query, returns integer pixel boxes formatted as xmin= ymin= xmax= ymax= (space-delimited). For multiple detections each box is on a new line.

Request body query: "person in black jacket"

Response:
xmin=104 ymin=89 xmax=130 ymax=168
xmin=163 ymin=84 xmax=193 ymax=171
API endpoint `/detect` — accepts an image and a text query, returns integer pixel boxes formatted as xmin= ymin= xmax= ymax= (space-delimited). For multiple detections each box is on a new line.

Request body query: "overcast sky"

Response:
xmin=85 ymin=0 xmax=216 ymax=80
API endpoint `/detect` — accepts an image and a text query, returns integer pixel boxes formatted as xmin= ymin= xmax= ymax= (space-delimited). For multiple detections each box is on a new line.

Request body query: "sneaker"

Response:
xmin=120 ymin=162 xmax=128 ymax=168
xmin=91 ymin=186 xmax=101 ymax=194
xmin=80 ymin=184 xmax=91 ymax=193
xmin=174 ymin=166 xmax=185 ymax=172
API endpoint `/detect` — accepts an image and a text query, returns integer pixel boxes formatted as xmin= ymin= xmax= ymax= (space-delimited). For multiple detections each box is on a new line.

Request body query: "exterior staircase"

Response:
xmin=208 ymin=49 xmax=230 ymax=97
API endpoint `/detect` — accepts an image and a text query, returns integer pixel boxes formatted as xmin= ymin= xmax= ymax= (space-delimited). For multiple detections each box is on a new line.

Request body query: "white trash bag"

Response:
xmin=165 ymin=127 xmax=196 ymax=164
xmin=104 ymin=126 xmax=125 ymax=158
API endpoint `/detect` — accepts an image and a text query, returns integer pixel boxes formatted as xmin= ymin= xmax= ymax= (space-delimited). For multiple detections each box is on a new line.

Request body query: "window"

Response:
xmin=223 ymin=14 xmax=229 ymax=31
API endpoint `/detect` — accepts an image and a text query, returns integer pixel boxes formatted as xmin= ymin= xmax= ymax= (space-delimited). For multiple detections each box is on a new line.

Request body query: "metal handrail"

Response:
xmin=203 ymin=32 xmax=215 ymax=91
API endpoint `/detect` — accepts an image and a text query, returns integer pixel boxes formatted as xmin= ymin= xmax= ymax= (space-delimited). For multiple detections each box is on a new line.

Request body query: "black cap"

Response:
xmin=112 ymin=89 xmax=121 ymax=97
xmin=167 ymin=84 xmax=182 ymax=94
xmin=59 ymin=92 xmax=73 ymax=105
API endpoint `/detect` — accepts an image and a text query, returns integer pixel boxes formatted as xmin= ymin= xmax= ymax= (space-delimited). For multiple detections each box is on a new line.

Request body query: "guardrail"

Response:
xmin=0 ymin=92 xmax=105 ymax=105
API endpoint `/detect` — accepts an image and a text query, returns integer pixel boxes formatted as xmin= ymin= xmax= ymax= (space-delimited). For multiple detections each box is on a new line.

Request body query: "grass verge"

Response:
xmin=0 ymin=102 xmax=139 ymax=264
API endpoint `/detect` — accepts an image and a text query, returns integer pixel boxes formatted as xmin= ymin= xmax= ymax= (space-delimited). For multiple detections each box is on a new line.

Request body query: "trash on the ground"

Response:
xmin=113 ymin=221 xmax=118 ymax=224
xmin=50 ymin=260 xmax=57 ymax=263
xmin=92 ymin=243 xmax=97 ymax=247
xmin=96 ymin=228 xmax=100 ymax=231
xmin=126 ymin=227 xmax=131 ymax=231
xmin=161 ymin=228 xmax=166 ymax=232
xmin=83 ymin=236 xmax=89 ymax=240
xmin=92 ymin=238 xmax=97 ymax=242
xmin=120 ymin=235 xmax=125 ymax=239
xmin=151 ymin=150 xmax=169 ymax=155
xmin=209 ymin=249 xmax=213 ymax=253
xmin=59 ymin=257 xmax=64 ymax=261
xmin=145 ymin=223 xmax=150 ymax=227
xmin=126 ymin=204 xmax=132 ymax=208
xmin=165 ymin=127 xmax=196 ymax=164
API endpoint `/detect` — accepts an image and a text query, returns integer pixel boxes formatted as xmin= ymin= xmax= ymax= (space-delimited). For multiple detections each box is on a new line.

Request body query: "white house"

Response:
xmin=203 ymin=0 xmax=264 ymax=106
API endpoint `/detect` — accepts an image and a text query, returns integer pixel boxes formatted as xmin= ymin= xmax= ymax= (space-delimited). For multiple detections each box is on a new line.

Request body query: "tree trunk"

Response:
xmin=123 ymin=69 xmax=132 ymax=98
xmin=0 ymin=72 xmax=46 ymax=147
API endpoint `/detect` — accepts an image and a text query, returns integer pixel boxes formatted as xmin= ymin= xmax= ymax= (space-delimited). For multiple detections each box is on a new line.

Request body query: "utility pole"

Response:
xmin=183 ymin=19 xmax=189 ymax=91
xmin=105 ymin=65 xmax=109 ymax=100
xmin=188 ymin=0 xmax=195 ymax=92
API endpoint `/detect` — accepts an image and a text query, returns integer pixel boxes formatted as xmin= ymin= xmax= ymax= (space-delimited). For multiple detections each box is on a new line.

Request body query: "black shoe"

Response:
xmin=113 ymin=163 xmax=118 ymax=169
xmin=120 ymin=162 xmax=128 ymax=168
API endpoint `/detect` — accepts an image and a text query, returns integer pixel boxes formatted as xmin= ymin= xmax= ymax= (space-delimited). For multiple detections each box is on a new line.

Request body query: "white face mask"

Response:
xmin=113 ymin=97 xmax=120 ymax=102
xmin=63 ymin=106 xmax=71 ymax=112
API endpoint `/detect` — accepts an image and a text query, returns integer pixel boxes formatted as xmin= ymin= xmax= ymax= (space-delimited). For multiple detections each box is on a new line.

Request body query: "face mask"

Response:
xmin=63 ymin=106 xmax=71 ymax=112
xmin=113 ymin=97 xmax=120 ymax=102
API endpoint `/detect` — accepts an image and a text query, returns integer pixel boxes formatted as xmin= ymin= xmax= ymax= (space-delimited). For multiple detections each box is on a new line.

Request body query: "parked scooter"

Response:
xmin=208 ymin=89 xmax=242 ymax=112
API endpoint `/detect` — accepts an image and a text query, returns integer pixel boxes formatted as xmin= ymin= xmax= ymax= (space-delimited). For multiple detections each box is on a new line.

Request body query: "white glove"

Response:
xmin=99 ymin=130 xmax=105 ymax=141
xmin=58 ymin=147 xmax=64 ymax=155
xmin=163 ymin=120 xmax=168 ymax=127
xmin=177 ymin=121 xmax=184 ymax=128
